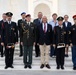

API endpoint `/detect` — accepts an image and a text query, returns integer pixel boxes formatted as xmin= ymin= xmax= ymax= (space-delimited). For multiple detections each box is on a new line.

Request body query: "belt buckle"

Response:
xmin=7 ymin=43 xmax=15 ymax=49
xmin=57 ymin=43 xmax=65 ymax=48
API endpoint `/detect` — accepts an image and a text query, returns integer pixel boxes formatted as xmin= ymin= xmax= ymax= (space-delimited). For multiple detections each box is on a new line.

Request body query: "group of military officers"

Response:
xmin=0 ymin=12 xmax=76 ymax=70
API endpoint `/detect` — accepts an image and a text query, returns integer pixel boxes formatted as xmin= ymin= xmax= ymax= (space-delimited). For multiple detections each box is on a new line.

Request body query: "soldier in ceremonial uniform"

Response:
xmin=17 ymin=12 xmax=26 ymax=57
xmin=70 ymin=15 xmax=76 ymax=70
xmin=20 ymin=14 xmax=36 ymax=69
xmin=53 ymin=17 xmax=68 ymax=69
xmin=0 ymin=13 xmax=7 ymax=57
xmin=1 ymin=12 xmax=18 ymax=69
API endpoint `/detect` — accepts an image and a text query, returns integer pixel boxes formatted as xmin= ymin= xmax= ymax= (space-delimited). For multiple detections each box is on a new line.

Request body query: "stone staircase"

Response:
xmin=0 ymin=44 xmax=74 ymax=71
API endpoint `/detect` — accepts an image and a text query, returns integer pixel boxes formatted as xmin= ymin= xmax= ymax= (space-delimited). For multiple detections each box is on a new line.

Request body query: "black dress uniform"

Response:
xmin=53 ymin=17 xmax=68 ymax=69
xmin=18 ymin=12 xmax=26 ymax=57
xmin=1 ymin=12 xmax=18 ymax=69
xmin=0 ymin=20 xmax=6 ymax=57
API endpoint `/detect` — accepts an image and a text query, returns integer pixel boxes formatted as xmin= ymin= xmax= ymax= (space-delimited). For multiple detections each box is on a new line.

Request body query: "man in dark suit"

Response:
xmin=20 ymin=14 xmax=36 ymax=69
xmin=53 ymin=17 xmax=69 ymax=70
xmin=63 ymin=15 xmax=72 ymax=57
xmin=33 ymin=12 xmax=43 ymax=57
xmin=37 ymin=16 xmax=52 ymax=69
xmin=1 ymin=12 xmax=18 ymax=69
xmin=0 ymin=13 xmax=7 ymax=57
xmin=17 ymin=12 xmax=26 ymax=57
xmin=70 ymin=15 xmax=76 ymax=70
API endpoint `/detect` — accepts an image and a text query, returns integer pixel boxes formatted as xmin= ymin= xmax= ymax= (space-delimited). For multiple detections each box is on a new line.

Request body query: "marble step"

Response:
xmin=0 ymin=65 xmax=74 ymax=71
xmin=0 ymin=58 xmax=73 ymax=67
xmin=0 ymin=56 xmax=72 ymax=61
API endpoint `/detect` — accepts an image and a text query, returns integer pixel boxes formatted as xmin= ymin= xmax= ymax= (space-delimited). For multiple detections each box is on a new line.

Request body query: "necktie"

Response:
xmin=44 ymin=23 xmax=46 ymax=33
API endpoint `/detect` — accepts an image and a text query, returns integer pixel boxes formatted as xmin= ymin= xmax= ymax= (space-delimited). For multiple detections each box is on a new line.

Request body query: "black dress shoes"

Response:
xmin=46 ymin=64 xmax=51 ymax=69
xmin=10 ymin=65 xmax=14 ymax=68
xmin=56 ymin=66 xmax=60 ymax=69
xmin=24 ymin=65 xmax=27 ymax=69
xmin=28 ymin=65 xmax=32 ymax=69
xmin=5 ymin=66 xmax=8 ymax=69
xmin=19 ymin=55 xmax=23 ymax=57
xmin=61 ymin=66 xmax=64 ymax=70
xmin=73 ymin=67 xmax=76 ymax=70
xmin=40 ymin=64 xmax=44 ymax=69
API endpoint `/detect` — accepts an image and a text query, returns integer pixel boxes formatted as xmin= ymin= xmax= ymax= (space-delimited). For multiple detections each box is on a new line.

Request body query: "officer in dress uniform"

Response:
xmin=17 ymin=12 xmax=26 ymax=57
xmin=1 ymin=12 xmax=18 ymax=69
xmin=63 ymin=15 xmax=72 ymax=57
xmin=70 ymin=15 xmax=76 ymax=70
xmin=20 ymin=14 xmax=36 ymax=69
xmin=53 ymin=16 xmax=68 ymax=70
xmin=0 ymin=13 xmax=7 ymax=57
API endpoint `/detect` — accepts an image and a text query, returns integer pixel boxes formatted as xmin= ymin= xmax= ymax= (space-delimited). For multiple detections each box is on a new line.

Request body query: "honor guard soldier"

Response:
xmin=70 ymin=15 xmax=76 ymax=70
xmin=20 ymin=14 xmax=36 ymax=69
xmin=53 ymin=16 xmax=68 ymax=70
xmin=1 ymin=12 xmax=18 ymax=69
xmin=0 ymin=13 xmax=7 ymax=57
xmin=18 ymin=12 xmax=26 ymax=57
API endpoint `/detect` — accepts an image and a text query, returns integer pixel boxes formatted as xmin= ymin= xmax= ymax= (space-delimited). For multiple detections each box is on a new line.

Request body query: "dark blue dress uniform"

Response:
xmin=1 ymin=12 xmax=18 ymax=69
xmin=53 ymin=17 xmax=68 ymax=69
xmin=0 ymin=20 xmax=6 ymax=57
xmin=63 ymin=21 xmax=72 ymax=57
xmin=17 ymin=12 xmax=26 ymax=57
xmin=70 ymin=15 xmax=76 ymax=70
xmin=63 ymin=21 xmax=72 ymax=45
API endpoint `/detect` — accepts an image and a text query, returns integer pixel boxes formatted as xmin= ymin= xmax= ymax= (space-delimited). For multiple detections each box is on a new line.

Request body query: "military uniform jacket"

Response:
xmin=70 ymin=24 xmax=76 ymax=45
xmin=53 ymin=26 xmax=68 ymax=45
xmin=1 ymin=22 xmax=18 ymax=45
xmin=21 ymin=22 xmax=36 ymax=46
xmin=18 ymin=19 xmax=26 ymax=39
xmin=63 ymin=22 xmax=72 ymax=44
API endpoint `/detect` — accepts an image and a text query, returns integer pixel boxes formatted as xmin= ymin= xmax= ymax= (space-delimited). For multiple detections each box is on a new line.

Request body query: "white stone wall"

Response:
xmin=0 ymin=0 xmax=28 ymax=22
xmin=58 ymin=0 xmax=76 ymax=24
xmin=0 ymin=0 xmax=76 ymax=23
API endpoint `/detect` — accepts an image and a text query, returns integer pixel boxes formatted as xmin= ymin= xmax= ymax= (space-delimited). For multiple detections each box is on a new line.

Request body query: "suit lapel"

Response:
xmin=41 ymin=24 xmax=44 ymax=32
